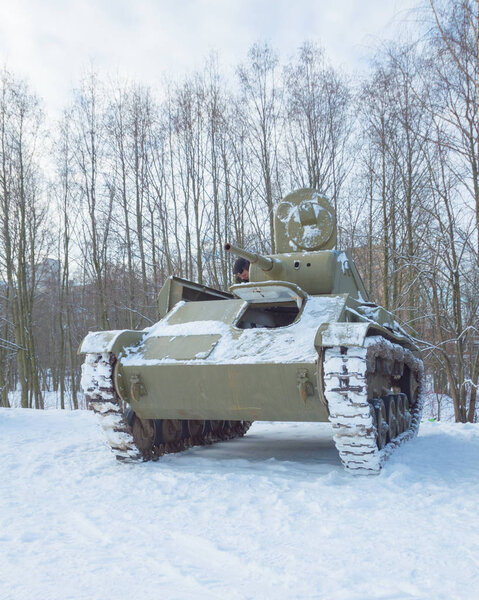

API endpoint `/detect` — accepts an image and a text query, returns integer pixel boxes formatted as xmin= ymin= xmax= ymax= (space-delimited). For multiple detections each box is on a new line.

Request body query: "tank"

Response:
xmin=80 ymin=188 xmax=423 ymax=473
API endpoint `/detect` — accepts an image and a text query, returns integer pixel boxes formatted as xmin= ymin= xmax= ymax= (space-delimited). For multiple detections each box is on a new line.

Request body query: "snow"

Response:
xmin=337 ymin=251 xmax=350 ymax=273
xmin=1 ymin=408 xmax=478 ymax=599
xmin=8 ymin=390 xmax=87 ymax=410
xmin=80 ymin=330 xmax=127 ymax=354
xmin=321 ymin=322 xmax=370 ymax=346
xmin=122 ymin=295 xmax=344 ymax=366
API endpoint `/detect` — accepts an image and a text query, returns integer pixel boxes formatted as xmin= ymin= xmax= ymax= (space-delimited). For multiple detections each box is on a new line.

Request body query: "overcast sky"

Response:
xmin=0 ymin=0 xmax=419 ymax=117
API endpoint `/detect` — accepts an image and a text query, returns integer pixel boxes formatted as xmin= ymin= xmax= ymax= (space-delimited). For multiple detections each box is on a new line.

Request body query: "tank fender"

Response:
xmin=78 ymin=329 xmax=146 ymax=357
xmin=314 ymin=322 xmax=371 ymax=349
xmin=314 ymin=321 xmax=415 ymax=351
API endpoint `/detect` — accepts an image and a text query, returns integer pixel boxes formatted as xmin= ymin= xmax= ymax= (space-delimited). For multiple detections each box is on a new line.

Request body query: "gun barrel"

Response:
xmin=224 ymin=242 xmax=274 ymax=272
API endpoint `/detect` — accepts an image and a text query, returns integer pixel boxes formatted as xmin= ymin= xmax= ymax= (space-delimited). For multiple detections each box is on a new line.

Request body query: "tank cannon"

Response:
xmin=80 ymin=188 xmax=423 ymax=474
xmin=224 ymin=242 xmax=275 ymax=272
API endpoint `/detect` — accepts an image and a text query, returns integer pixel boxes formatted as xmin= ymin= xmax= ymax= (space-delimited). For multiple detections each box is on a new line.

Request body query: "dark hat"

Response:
xmin=233 ymin=257 xmax=250 ymax=274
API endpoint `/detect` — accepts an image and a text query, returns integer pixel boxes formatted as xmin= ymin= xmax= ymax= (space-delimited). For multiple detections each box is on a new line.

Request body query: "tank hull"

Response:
xmin=117 ymin=361 xmax=327 ymax=422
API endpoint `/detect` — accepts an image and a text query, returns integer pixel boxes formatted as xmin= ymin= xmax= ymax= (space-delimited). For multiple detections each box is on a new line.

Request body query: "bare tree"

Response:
xmin=416 ymin=124 xmax=477 ymax=421
xmin=71 ymin=70 xmax=112 ymax=329
xmin=53 ymin=110 xmax=80 ymax=409
xmin=427 ymin=0 xmax=479 ymax=261
xmin=283 ymin=42 xmax=353 ymax=221
xmin=237 ymin=42 xmax=283 ymax=252
xmin=0 ymin=69 xmax=46 ymax=408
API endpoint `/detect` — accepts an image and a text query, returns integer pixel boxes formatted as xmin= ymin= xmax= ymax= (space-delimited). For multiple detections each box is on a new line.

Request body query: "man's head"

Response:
xmin=233 ymin=257 xmax=250 ymax=283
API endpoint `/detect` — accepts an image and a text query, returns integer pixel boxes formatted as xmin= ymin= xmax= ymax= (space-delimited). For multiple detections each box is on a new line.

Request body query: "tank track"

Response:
xmin=323 ymin=336 xmax=424 ymax=474
xmin=81 ymin=352 xmax=252 ymax=462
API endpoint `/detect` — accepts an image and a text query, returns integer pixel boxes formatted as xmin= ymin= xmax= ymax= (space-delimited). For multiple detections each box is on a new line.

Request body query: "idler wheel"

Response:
xmin=132 ymin=417 xmax=156 ymax=455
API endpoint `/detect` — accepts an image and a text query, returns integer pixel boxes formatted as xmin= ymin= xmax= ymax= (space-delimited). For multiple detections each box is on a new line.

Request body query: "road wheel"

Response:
xmin=186 ymin=420 xmax=205 ymax=438
xmin=396 ymin=394 xmax=406 ymax=434
xmin=132 ymin=417 xmax=156 ymax=456
xmin=384 ymin=396 xmax=398 ymax=442
xmin=372 ymin=399 xmax=387 ymax=450
xmin=209 ymin=420 xmax=225 ymax=435
xmin=161 ymin=419 xmax=183 ymax=450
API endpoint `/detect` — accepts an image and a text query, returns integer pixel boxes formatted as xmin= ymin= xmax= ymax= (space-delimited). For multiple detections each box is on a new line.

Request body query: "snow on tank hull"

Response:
xmin=96 ymin=290 xmax=345 ymax=424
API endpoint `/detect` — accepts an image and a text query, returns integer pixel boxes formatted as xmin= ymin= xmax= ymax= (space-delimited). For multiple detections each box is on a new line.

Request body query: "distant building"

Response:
xmin=35 ymin=258 xmax=60 ymax=292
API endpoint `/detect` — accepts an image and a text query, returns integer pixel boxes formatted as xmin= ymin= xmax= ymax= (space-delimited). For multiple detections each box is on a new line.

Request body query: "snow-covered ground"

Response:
xmin=1 ymin=409 xmax=478 ymax=600
xmin=8 ymin=390 xmax=87 ymax=411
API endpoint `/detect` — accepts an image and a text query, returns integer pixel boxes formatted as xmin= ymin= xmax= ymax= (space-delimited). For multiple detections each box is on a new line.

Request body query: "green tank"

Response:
xmin=80 ymin=188 xmax=423 ymax=473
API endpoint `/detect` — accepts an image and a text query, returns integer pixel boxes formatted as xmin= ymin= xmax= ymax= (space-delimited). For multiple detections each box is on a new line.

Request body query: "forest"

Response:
xmin=0 ymin=0 xmax=477 ymax=423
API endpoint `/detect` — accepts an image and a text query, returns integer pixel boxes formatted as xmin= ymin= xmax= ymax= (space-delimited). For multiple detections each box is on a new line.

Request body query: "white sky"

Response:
xmin=0 ymin=0 xmax=419 ymax=117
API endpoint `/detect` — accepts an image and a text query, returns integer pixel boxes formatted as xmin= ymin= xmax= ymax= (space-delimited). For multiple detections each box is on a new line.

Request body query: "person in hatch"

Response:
xmin=233 ymin=257 xmax=250 ymax=283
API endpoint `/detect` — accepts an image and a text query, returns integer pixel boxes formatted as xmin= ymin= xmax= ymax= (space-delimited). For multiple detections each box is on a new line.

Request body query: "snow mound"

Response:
xmin=1 ymin=408 xmax=478 ymax=599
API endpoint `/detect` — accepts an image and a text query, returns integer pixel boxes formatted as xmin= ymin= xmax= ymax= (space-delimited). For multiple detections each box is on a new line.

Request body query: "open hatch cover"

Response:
xmin=230 ymin=281 xmax=307 ymax=309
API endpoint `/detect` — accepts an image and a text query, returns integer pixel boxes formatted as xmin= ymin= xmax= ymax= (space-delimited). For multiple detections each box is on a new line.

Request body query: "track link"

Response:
xmin=81 ymin=352 xmax=252 ymax=462
xmin=323 ymin=337 xmax=424 ymax=474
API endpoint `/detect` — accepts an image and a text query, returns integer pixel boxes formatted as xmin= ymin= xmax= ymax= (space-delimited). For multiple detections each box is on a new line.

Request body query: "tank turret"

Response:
xmin=274 ymin=188 xmax=337 ymax=253
xmin=225 ymin=189 xmax=368 ymax=301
